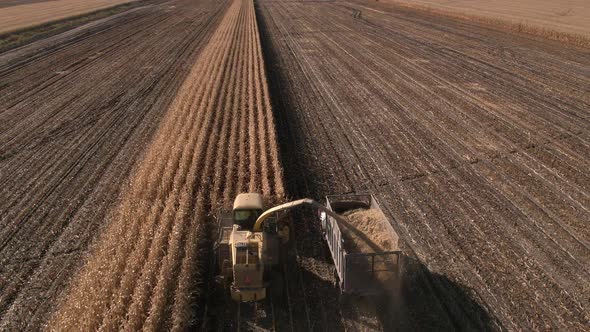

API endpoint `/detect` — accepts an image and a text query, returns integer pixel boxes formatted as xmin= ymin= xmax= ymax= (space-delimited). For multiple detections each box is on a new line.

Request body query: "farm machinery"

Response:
xmin=214 ymin=193 xmax=401 ymax=303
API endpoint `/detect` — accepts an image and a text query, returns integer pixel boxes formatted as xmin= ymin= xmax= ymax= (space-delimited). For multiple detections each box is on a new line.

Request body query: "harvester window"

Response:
xmin=235 ymin=247 xmax=247 ymax=264
xmin=235 ymin=246 xmax=259 ymax=264
xmin=233 ymin=209 xmax=262 ymax=230
xmin=248 ymin=244 xmax=259 ymax=264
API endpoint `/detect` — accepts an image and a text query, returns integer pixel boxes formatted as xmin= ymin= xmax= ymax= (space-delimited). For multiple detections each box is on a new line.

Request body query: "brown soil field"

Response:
xmin=49 ymin=0 xmax=284 ymax=329
xmin=257 ymin=0 xmax=590 ymax=330
xmin=0 ymin=0 xmax=229 ymax=329
xmin=386 ymin=0 xmax=590 ymax=38
xmin=0 ymin=0 xmax=133 ymax=34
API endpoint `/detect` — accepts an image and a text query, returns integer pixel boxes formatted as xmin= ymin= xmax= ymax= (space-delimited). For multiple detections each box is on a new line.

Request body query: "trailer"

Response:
xmin=319 ymin=194 xmax=401 ymax=296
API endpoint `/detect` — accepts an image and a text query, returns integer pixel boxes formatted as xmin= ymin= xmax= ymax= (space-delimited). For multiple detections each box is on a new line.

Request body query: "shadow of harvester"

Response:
xmin=291 ymin=205 xmax=501 ymax=331
xmin=365 ymin=253 xmax=502 ymax=331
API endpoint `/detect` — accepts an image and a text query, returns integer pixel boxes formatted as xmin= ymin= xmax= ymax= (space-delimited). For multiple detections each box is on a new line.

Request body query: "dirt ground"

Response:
xmin=386 ymin=0 xmax=590 ymax=37
xmin=0 ymin=0 xmax=229 ymax=329
xmin=257 ymin=0 xmax=590 ymax=330
xmin=0 ymin=0 xmax=133 ymax=34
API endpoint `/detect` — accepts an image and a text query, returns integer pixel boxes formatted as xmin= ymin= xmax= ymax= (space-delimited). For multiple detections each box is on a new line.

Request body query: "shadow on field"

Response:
xmin=377 ymin=253 xmax=502 ymax=331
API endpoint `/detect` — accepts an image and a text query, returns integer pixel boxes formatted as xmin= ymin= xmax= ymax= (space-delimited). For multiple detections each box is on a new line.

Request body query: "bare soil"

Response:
xmin=257 ymin=0 xmax=590 ymax=330
xmin=386 ymin=0 xmax=590 ymax=38
xmin=0 ymin=0 xmax=133 ymax=34
xmin=0 ymin=1 xmax=140 ymax=53
xmin=0 ymin=0 xmax=59 ymax=9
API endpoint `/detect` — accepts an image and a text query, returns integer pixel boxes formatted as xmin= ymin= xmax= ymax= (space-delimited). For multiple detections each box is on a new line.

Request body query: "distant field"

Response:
xmin=389 ymin=0 xmax=590 ymax=37
xmin=0 ymin=0 xmax=132 ymax=34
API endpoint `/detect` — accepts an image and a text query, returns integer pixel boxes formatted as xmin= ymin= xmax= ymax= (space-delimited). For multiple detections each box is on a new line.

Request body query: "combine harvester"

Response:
xmin=214 ymin=193 xmax=401 ymax=305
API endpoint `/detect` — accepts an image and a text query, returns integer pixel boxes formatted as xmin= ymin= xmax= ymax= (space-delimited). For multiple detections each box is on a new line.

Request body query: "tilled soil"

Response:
xmin=0 ymin=0 xmax=229 ymax=329
xmin=0 ymin=0 xmax=131 ymax=34
xmin=49 ymin=0 xmax=285 ymax=329
xmin=388 ymin=0 xmax=590 ymax=37
xmin=257 ymin=0 xmax=590 ymax=330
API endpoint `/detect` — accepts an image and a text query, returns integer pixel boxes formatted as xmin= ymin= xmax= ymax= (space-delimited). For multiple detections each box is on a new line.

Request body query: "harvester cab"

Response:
xmin=215 ymin=193 xmax=286 ymax=302
xmin=232 ymin=193 xmax=263 ymax=231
